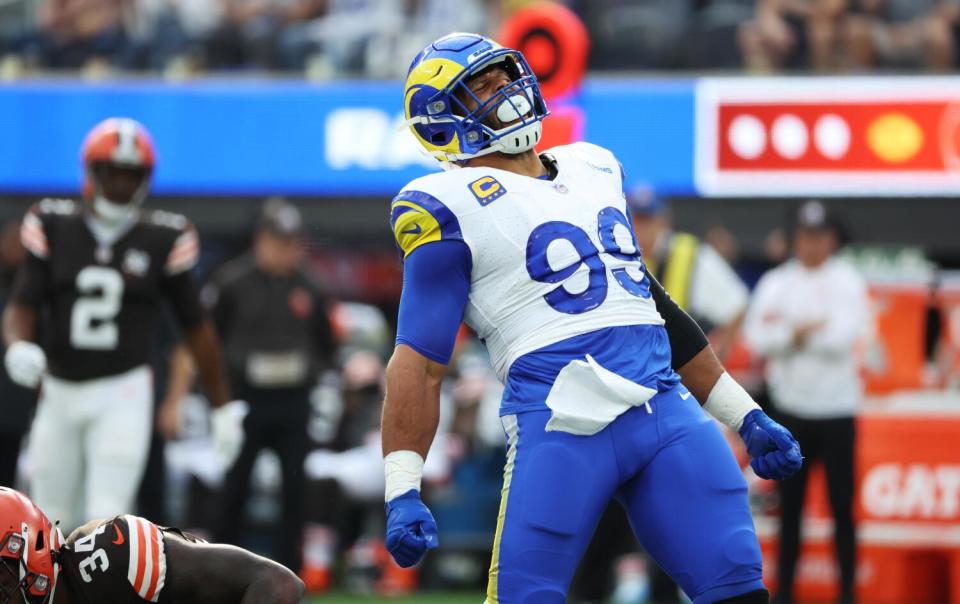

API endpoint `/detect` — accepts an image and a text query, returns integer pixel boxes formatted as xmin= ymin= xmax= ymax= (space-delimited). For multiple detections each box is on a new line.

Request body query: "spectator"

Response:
xmin=739 ymin=0 xmax=849 ymax=71
xmin=0 ymin=219 xmax=35 ymax=488
xmin=204 ymin=197 xmax=336 ymax=573
xmin=14 ymin=0 xmax=131 ymax=69
xmin=381 ymin=0 xmax=488 ymax=78
xmin=844 ymin=0 xmax=953 ymax=71
xmin=274 ymin=0 xmax=405 ymax=75
xmin=743 ymin=200 xmax=869 ymax=604
xmin=204 ymin=0 xmax=309 ymax=69
xmin=124 ymin=0 xmax=222 ymax=71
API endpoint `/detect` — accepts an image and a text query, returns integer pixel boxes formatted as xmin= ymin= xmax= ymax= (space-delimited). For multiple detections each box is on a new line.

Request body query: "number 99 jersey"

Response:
xmin=14 ymin=200 xmax=204 ymax=381
xmin=391 ymin=142 xmax=664 ymax=382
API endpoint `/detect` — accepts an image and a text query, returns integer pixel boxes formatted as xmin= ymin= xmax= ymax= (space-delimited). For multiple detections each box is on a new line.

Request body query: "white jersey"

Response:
xmin=391 ymin=142 xmax=664 ymax=381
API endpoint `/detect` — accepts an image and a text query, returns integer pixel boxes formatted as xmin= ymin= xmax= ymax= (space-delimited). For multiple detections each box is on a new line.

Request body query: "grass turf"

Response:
xmin=309 ymin=593 xmax=477 ymax=603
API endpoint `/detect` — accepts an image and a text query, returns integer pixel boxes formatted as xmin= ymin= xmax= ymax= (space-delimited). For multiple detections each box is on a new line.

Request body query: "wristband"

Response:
xmin=384 ymin=450 xmax=424 ymax=502
xmin=703 ymin=372 xmax=760 ymax=430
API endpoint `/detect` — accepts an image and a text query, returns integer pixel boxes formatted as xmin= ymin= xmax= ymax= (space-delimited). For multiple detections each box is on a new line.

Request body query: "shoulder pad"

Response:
xmin=119 ymin=515 xmax=167 ymax=602
xmin=33 ymin=198 xmax=79 ymax=216
xmin=145 ymin=209 xmax=191 ymax=233
xmin=550 ymin=141 xmax=618 ymax=169
xmin=19 ymin=200 xmax=78 ymax=260
xmin=390 ymin=189 xmax=463 ymax=259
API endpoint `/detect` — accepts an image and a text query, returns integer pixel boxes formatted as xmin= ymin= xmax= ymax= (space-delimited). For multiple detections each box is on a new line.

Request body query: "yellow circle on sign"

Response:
xmin=867 ymin=112 xmax=924 ymax=164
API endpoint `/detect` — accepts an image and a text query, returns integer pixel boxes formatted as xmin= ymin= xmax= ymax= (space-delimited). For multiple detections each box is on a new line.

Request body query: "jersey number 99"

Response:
xmin=526 ymin=207 xmax=650 ymax=315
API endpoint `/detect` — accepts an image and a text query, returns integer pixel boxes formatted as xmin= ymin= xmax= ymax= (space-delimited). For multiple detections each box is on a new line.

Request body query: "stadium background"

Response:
xmin=1 ymin=0 xmax=960 ymax=602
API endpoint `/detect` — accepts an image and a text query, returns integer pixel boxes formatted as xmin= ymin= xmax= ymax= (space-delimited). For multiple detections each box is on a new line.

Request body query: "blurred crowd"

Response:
xmin=3 ymin=0 xmax=960 ymax=77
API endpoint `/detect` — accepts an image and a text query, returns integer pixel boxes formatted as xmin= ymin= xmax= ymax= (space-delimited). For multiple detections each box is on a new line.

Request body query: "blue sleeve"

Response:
xmin=395 ymin=239 xmax=472 ymax=364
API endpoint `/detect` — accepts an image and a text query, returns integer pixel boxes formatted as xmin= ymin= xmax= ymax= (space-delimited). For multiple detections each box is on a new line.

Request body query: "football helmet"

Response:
xmin=0 ymin=489 xmax=62 ymax=604
xmin=403 ymin=33 xmax=549 ymax=164
xmin=81 ymin=117 xmax=156 ymax=224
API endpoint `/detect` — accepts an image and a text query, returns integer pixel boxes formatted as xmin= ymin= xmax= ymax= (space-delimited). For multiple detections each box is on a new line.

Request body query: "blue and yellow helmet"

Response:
xmin=403 ymin=33 xmax=550 ymax=164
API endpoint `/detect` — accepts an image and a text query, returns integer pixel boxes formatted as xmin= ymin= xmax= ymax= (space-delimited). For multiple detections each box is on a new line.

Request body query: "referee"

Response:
xmin=205 ymin=198 xmax=336 ymax=573
xmin=744 ymin=201 xmax=869 ymax=604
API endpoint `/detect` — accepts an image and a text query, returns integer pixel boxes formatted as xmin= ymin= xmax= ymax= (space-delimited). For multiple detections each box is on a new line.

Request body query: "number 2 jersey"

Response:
xmin=60 ymin=515 xmax=198 ymax=603
xmin=12 ymin=199 xmax=204 ymax=381
xmin=391 ymin=142 xmax=679 ymax=416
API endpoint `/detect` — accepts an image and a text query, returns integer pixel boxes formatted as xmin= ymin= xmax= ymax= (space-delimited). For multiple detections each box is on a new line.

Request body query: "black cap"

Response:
xmin=258 ymin=197 xmax=303 ymax=237
xmin=794 ymin=200 xmax=849 ymax=243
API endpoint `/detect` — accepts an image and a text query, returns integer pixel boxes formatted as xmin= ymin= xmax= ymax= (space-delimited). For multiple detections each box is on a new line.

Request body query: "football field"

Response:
xmin=310 ymin=593 xmax=477 ymax=603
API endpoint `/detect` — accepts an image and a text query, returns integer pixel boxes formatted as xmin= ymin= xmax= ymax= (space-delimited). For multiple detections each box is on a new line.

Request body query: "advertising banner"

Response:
xmin=696 ymin=77 xmax=960 ymax=196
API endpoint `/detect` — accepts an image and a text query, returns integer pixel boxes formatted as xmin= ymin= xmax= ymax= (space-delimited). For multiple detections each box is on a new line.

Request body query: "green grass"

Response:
xmin=309 ymin=593 xmax=477 ymax=603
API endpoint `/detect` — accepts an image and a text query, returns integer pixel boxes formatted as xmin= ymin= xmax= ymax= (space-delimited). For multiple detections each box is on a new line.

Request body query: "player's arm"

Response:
xmin=381 ymin=237 xmax=471 ymax=568
xmin=158 ymin=533 xmax=304 ymax=603
xmin=648 ymin=272 xmax=802 ymax=480
xmin=161 ymin=225 xmax=230 ymax=408
xmin=3 ymin=212 xmax=51 ymax=388
xmin=2 ymin=302 xmax=37 ymax=347
xmin=161 ymin=225 xmax=248 ymax=467
xmin=181 ymin=320 xmax=230 ymax=408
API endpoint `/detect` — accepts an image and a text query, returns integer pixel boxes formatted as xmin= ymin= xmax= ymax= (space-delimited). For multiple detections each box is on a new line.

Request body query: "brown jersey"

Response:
xmin=59 ymin=515 xmax=200 ymax=604
xmin=12 ymin=200 xmax=205 ymax=380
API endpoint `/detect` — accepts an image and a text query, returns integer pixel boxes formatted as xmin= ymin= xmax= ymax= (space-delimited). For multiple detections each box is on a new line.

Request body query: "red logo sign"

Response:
xmin=695 ymin=77 xmax=960 ymax=196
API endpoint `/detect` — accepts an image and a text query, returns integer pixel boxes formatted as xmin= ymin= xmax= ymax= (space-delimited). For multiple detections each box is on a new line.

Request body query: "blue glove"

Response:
xmin=738 ymin=409 xmax=803 ymax=480
xmin=385 ymin=489 xmax=439 ymax=568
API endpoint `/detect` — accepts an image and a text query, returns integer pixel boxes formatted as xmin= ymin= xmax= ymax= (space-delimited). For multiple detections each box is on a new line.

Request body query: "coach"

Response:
xmin=744 ymin=200 xmax=869 ymax=604
xmin=203 ymin=198 xmax=336 ymax=573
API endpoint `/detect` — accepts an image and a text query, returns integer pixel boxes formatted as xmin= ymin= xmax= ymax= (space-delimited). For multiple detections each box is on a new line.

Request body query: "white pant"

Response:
xmin=28 ymin=365 xmax=153 ymax=532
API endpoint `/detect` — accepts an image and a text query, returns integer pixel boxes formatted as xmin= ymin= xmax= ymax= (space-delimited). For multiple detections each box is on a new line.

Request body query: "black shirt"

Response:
xmin=203 ymin=253 xmax=334 ymax=391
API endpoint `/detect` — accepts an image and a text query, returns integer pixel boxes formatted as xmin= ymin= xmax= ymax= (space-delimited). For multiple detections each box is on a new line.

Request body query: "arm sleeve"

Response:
xmin=395 ymin=240 xmax=471 ymax=365
xmin=647 ymin=269 xmax=710 ymax=369
xmin=742 ymin=272 xmax=794 ymax=356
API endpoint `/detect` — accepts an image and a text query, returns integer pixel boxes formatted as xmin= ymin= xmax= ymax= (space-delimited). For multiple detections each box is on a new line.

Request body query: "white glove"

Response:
xmin=4 ymin=341 xmax=46 ymax=389
xmin=210 ymin=400 xmax=249 ymax=469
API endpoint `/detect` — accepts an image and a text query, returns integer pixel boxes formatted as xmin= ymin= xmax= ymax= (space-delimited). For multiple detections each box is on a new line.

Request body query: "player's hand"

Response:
xmin=738 ymin=409 xmax=803 ymax=480
xmin=210 ymin=400 xmax=248 ymax=469
xmin=4 ymin=341 xmax=47 ymax=389
xmin=385 ymin=489 xmax=439 ymax=568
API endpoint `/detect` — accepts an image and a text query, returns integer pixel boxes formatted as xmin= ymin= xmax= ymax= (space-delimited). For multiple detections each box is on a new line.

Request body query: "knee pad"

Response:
xmin=715 ymin=588 xmax=770 ymax=604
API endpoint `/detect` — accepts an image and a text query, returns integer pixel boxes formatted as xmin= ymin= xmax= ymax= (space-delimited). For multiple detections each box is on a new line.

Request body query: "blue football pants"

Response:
xmin=485 ymin=385 xmax=766 ymax=604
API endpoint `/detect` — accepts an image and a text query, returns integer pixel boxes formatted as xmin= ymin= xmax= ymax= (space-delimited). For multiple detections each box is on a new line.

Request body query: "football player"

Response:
xmin=2 ymin=117 xmax=243 ymax=532
xmin=381 ymin=34 xmax=804 ymax=604
xmin=0 ymin=487 xmax=303 ymax=603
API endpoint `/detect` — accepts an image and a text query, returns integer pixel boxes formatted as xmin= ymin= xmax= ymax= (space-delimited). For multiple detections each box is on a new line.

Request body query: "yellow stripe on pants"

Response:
xmin=486 ymin=414 xmax=520 ymax=604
